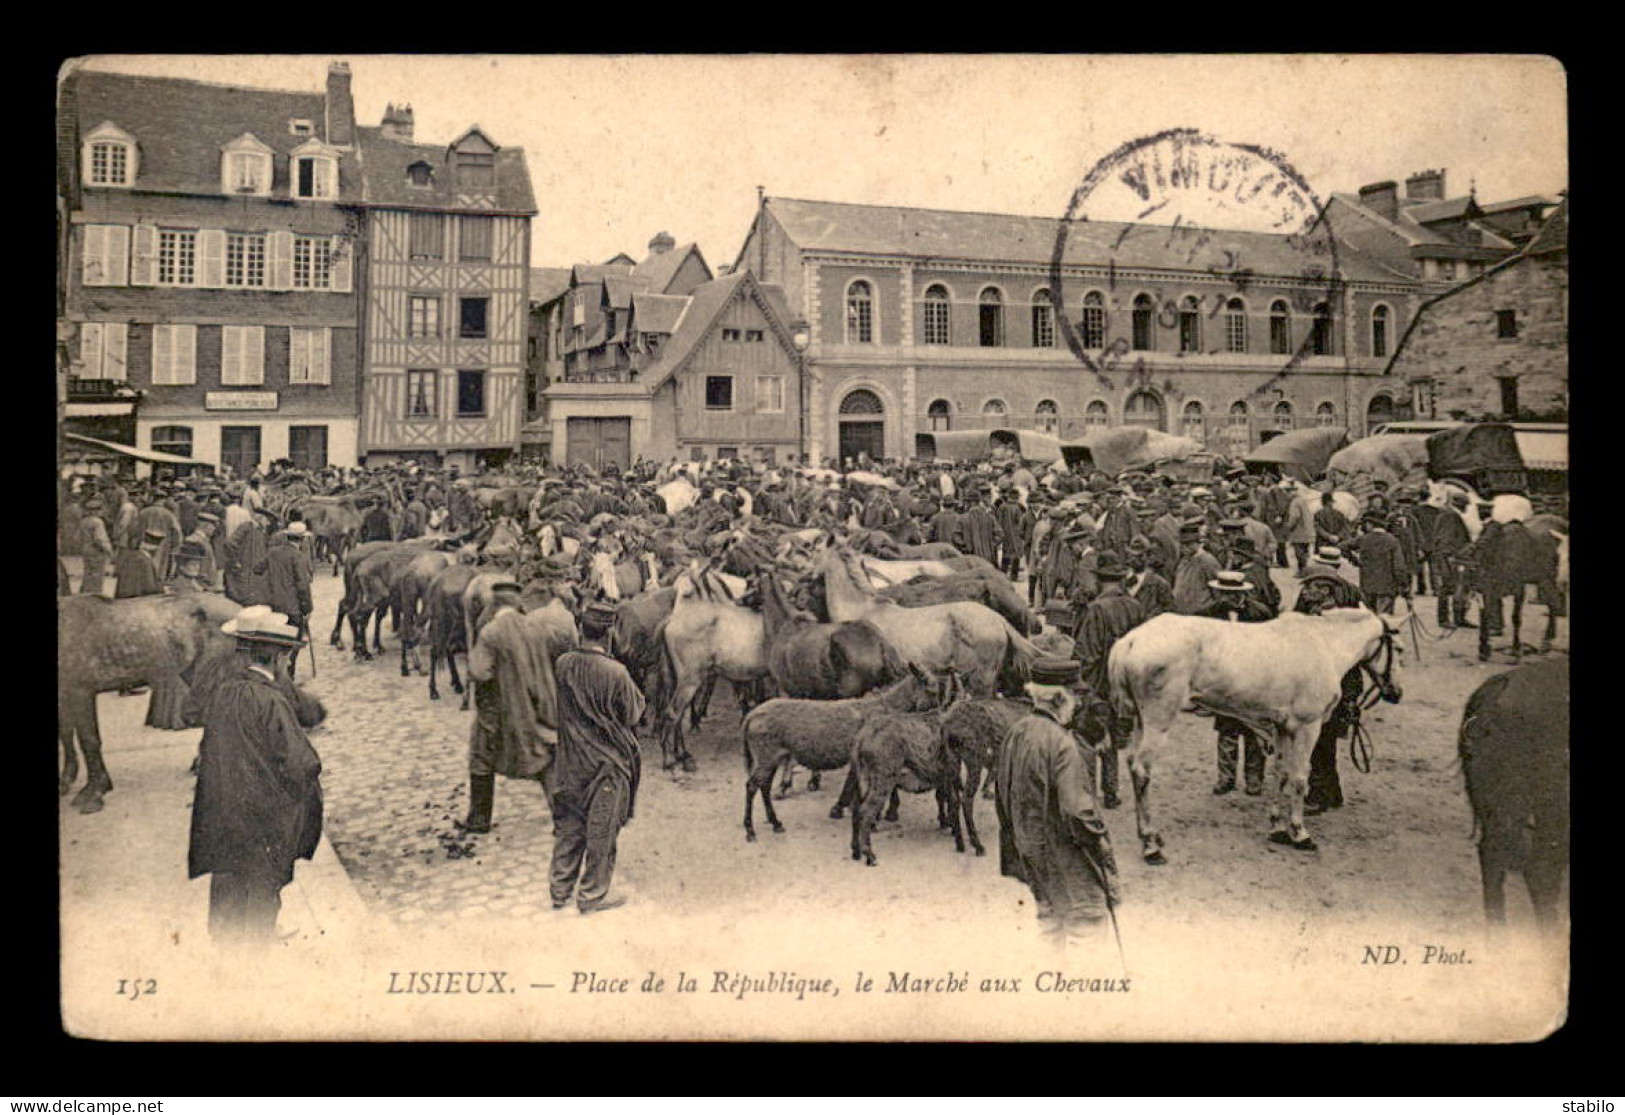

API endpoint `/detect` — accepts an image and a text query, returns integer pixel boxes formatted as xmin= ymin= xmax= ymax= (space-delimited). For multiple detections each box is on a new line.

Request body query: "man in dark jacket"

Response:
xmin=113 ymin=529 xmax=166 ymax=599
xmin=550 ymin=602 xmax=645 ymax=914
xmin=1071 ymin=555 xmax=1144 ymax=809
xmin=995 ymin=656 xmax=1120 ymax=950
xmin=1225 ymin=535 xmax=1280 ymax=615
xmin=1430 ymin=493 xmax=1475 ymax=628
xmin=1097 ymin=489 xmax=1136 ymax=557
xmin=1410 ymin=495 xmax=1445 ymax=598
xmin=994 ymin=493 xmax=1034 ymax=582
xmin=928 ymin=501 xmax=964 ymax=550
xmin=1172 ymin=521 xmax=1221 ymax=615
xmin=1199 ymin=571 xmax=1277 ymax=795
xmin=359 ymin=497 xmax=394 ymax=543
xmin=187 ymin=609 xmax=323 ymax=945
xmin=1313 ymin=492 xmax=1353 ymax=549
xmin=1292 ymin=558 xmax=1365 ymax=814
xmin=265 ymin=523 xmax=315 ymax=675
xmin=1389 ymin=492 xmax=1424 ymax=595
xmin=960 ymin=495 xmax=998 ymax=564
xmin=1125 ymin=538 xmax=1173 ymax=620
xmin=1348 ymin=513 xmax=1408 ymax=615
xmin=222 ymin=511 xmax=271 ymax=607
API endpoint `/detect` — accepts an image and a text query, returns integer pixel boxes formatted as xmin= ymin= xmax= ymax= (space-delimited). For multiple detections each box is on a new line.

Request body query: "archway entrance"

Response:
xmin=1124 ymin=389 xmax=1166 ymax=431
xmin=838 ymin=388 xmax=886 ymax=464
xmin=1366 ymin=393 xmax=1396 ymax=433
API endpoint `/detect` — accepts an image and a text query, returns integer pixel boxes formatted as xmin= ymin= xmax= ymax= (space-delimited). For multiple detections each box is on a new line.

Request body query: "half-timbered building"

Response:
xmin=356 ymin=119 xmax=536 ymax=470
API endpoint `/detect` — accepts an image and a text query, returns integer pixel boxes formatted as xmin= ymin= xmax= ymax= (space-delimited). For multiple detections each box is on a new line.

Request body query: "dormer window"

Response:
xmin=449 ymin=127 xmax=498 ymax=190
xmin=220 ymin=133 xmax=273 ymax=196
xmin=83 ymin=122 xmax=137 ymax=188
xmin=407 ymin=160 xmax=433 ymax=188
xmin=290 ymin=139 xmax=339 ymax=200
xmin=289 ymin=119 xmax=315 ymax=136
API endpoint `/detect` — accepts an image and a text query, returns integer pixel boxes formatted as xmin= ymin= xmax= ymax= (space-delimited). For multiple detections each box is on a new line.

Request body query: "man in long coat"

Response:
xmin=187 ymin=610 xmax=323 ymax=945
xmin=929 ymin=500 xmax=964 ymax=550
xmin=265 ymin=524 xmax=315 ymax=674
xmin=1071 ymin=556 xmax=1144 ymax=809
xmin=1125 ymin=538 xmax=1173 ymax=621
xmin=223 ymin=512 xmax=271 ymax=607
xmin=1199 ymin=572 xmax=1277 ymax=795
xmin=1097 ymin=490 xmax=1136 ymax=556
xmin=550 ymin=603 xmax=645 ymax=914
xmin=1347 ymin=514 xmax=1408 ymax=615
xmin=1171 ymin=522 xmax=1221 ymax=615
xmin=1429 ymin=492 xmax=1475 ymax=628
xmin=960 ymin=495 xmax=998 ymax=564
xmin=113 ymin=528 xmax=166 ymax=599
xmin=133 ymin=494 xmax=184 ymax=582
xmin=458 ymin=582 xmax=563 ymax=834
xmin=994 ymin=492 xmax=1034 ymax=582
xmin=995 ymin=656 xmax=1121 ymax=950
xmin=78 ymin=498 xmax=113 ymax=596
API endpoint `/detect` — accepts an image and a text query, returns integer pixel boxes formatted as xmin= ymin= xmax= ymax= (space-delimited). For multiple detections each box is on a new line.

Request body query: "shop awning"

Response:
xmin=1513 ymin=430 xmax=1566 ymax=472
xmin=64 ymin=432 xmax=215 ymax=468
xmin=65 ymin=402 xmax=139 ymax=417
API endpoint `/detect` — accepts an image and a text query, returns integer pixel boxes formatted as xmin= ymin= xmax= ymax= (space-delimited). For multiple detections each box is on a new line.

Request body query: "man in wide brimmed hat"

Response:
xmin=188 ymin=606 xmax=322 ymax=945
xmin=113 ymin=528 xmax=167 ymax=600
xmin=1224 ymin=534 xmax=1280 ymax=614
xmin=169 ymin=540 xmax=212 ymax=594
xmin=1198 ymin=570 xmax=1277 ymax=796
xmin=1171 ymin=519 xmax=1220 ymax=616
xmin=1071 ymin=554 xmax=1142 ymax=809
xmin=995 ymin=655 xmax=1120 ymax=950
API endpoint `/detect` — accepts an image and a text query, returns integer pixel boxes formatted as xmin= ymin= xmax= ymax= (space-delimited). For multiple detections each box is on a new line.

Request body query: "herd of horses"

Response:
xmin=58 ymin=474 xmax=1569 ymax=937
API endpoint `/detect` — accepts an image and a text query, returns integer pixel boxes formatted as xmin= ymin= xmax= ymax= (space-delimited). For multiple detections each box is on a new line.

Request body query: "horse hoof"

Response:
xmin=429 ymin=691 xmax=440 ymax=701
xmin=771 ymin=822 xmax=785 ymax=834
xmin=745 ymin=832 xmax=757 ymax=843
xmin=884 ymin=810 xmax=899 ymax=823
xmin=76 ymin=796 xmax=105 ymax=815
xmin=851 ymin=850 xmax=861 ymax=862
xmin=681 ymin=757 xmax=698 ymax=774
xmin=1143 ymin=850 xmax=1167 ymax=866
xmin=1292 ymin=835 xmax=1318 ymax=851
xmin=1267 ymin=830 xmax=1294 ymax=846
xmin=864 ymin=856 xmax=877 ymax=867
xmin=828 ymin=807 xmax=845 ymax=820
xmin=973 ymin=845 xmax=986 ymax=857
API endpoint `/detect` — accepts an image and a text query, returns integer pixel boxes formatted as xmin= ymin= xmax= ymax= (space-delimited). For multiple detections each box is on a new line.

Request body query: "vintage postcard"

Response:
xmin=56 ymin=53 xmax=1569 ymax=1042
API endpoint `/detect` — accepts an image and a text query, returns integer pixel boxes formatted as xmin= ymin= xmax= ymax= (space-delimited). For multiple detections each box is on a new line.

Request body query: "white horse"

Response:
xmin=857 ymin=555 xmax=958 ymax=588
xmin=658 ymin=560 xmax=769 ymax=771
xmin=1109 ymin=608 xmax=1403 ymax=863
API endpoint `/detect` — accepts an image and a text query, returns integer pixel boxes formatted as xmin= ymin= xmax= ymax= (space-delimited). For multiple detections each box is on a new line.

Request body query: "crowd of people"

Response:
xmin=57 ymin=447 xmax=1564 ymax=949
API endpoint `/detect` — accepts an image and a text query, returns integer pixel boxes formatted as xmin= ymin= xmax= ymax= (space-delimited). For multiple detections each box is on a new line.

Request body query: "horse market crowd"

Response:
xmin=56 ymin=446 xmax=1570 ymax=949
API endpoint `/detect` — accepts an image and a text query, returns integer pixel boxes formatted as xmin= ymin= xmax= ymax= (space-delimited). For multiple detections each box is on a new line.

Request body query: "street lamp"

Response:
xmin=791 ymin=318 xmax=811 ymax=465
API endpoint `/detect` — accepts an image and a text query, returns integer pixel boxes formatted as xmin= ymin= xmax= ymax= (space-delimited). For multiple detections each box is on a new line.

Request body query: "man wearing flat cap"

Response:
xmin=550 ymin=601 xmax=645 ymax=914
xmin=995 ymin=655 xmax=1120 ymax=950
xmin=188 ymin=608 xmax=323 ymax=945
xmin=1071 ymin=554 xmax=1144 ymax=809
xmin=1292 ymin=549 xmax=1365 ymax=816
xmin=266 ymin=523 xmax=315 ymax=676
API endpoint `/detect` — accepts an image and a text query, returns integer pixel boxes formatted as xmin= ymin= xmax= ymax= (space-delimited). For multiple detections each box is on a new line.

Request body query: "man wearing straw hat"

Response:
xmin=1199 ymin=570 xmax=1277 ymax=796
xmin=188 ymin=607 xmax=323 ymax=945
xmin=995 ymin=655 xmax=1121 ymax=950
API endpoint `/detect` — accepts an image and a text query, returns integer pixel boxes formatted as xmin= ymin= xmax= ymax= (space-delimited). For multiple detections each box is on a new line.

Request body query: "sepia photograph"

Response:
xmin=54 ymin=53 xmax=1569 ymax=1043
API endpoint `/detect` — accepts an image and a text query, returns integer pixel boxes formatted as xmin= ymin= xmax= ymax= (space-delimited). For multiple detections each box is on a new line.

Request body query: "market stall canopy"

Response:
xmin=1061 ymin=427 xmax=1201 ymax=475
xmin=1326 ymin=434 xmax=1430 ymax=494
xmin=1242 ymin=426 xmax=1350 ymax=482
xmin=914 ymin=428 xmax=1064 ymax=464
xmin=1512 ymin=429 xmax=1566 ymax=473
xmin=63 ymin=432 xmax=215 ymax=469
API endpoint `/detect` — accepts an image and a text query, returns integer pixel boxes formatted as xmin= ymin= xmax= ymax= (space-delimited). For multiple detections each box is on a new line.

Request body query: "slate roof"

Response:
xmin=629 ymin=292 xmax=689 ymax=335
xmin=1480 ymin=195 xmax=1559 ymax=215
xmin=356 ymin=125 xmax=536 ymax=213
xmin=68 ymin=68 xmax=359 ymax=200
xmin=632 ymin=242 xmax=705 ymax=294
xmin=603 ymin=273 xmax=655 ymax=310
xmin=1523 ymin=197 xmax=1568 ymax=256
xmin=528 ymin=267 xmax=573 ymax=305
xmin=572 ymin=261 xmax=634 ymax=284
xmin=641 ymin=271 xmax=795 ymax=389
xmin=1405 ymin=197 xmax=1478 ymax=224
xmin=762 ymin=196 xmax=1406 ymax=283
xmin=1330 ymin=193 xmax=1454 ymax=247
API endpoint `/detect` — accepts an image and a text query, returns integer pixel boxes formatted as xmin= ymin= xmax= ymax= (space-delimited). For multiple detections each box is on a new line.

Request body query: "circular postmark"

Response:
xmin=1047 ymin=129 xmax=1341 ymax=423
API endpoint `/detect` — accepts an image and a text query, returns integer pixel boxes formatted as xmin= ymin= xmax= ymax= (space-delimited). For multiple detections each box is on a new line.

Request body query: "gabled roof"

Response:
xmin=528 ymin=267 xmax=573 ymax=305
xmin=603 ymin=273 xmax=655 ymax=310
xmin=67 ymin=68 xmax=356 ymax=199
xmin=632 ymin=241 xmax=709 ymax=294
xmin=1330 ymin=193 xmax=1454 ymax=248
xmin=629 ymin=292 xmax=689 ymax=335
xmin=1524 ymin=197 xmax=1568 ymax=256
xmin=356 ymin=125 xmax=535 ymax=213
xmin=759 ymin=196 xmax=1406 ymax=283
xmin=1480 ymin=195 xmax=1559 ymax=215
xmin=641 ymin=271 xmax=795 ymax=390
xmin=1406 ymin=196 xmax=1480 ymax=224
xmin=572 ymin=261 xmax=634 ymax=285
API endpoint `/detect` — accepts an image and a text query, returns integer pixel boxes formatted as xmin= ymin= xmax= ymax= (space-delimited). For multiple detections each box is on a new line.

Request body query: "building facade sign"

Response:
xmin=206 ymin=391 xmax=279 ymax=411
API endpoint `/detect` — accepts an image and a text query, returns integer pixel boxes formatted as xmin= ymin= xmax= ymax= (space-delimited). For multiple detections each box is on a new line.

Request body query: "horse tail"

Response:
xmin=996 ymin=626 xmax=1039 ymax=695
xmin=1107 ymin=637 xmax=1137 ymax=725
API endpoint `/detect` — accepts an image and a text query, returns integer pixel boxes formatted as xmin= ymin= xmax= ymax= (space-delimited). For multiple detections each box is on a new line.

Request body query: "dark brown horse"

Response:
xmin=1473 ymin=518 xmax=1563 ymax=661
xmin=757 ymin=570 xmax=907 ymax=701
xmin=1459 ymin=658 xmax=1568 ymax=932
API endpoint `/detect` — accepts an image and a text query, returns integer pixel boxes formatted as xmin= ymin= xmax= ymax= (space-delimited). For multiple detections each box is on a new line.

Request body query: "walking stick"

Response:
xmin=301 ymin=618 xmax=317 ymax=676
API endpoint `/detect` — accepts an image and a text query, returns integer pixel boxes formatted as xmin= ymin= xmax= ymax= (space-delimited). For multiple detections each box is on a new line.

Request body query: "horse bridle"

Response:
xmin=1355 ymin=623 xmax=1401 ymax=710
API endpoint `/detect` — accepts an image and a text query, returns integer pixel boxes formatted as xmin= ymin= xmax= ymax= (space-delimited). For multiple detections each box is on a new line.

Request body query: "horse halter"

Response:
xmin=1356 ymin=623 xmax=1403 ymax=709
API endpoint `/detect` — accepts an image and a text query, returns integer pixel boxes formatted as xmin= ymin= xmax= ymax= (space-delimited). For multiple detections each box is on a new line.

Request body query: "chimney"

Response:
xmin=326 ymin=61 xmax=355 ymax=147
xmin=648 ymin=231 xmax=675 ymax=255
xmin=381 ymin=102 xmax=414 ymax=142
xmin=1405 ymin=168 xmax=1446 ymax=202
xmin=1358 ymin=180 xmax=1399 ymax=222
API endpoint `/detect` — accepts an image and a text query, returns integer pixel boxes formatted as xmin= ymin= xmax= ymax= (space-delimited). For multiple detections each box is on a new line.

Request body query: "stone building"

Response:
xmin=732 ymin=196 xmax=1427 ymax=464
xmin=1385 ymin=198 xmax=1568 ymax=424
xmin=59 ymin=63 xmax=365 ymax=473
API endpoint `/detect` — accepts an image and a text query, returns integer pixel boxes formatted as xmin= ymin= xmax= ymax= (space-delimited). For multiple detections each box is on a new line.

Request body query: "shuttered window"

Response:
xmin=289 ymin=327 xmax=332 ymax=386
xmin=81 ymin=225 xmax=130 ymax=287
xmin=220 ymin=326 xmax=265 ymax=385
xmin=151 ymin=325 xmax=197 ymax=385
xmin=459 ymin=216 xmax=493 ymax=262
xmin=410 ymin=213 xmax=445 ymax=260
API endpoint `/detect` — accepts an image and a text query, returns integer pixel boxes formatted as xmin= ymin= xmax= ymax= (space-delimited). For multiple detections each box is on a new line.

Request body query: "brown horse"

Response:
xmin=58 ymin=593 xmax=240 ymax=813
xmin=757 ymin=569 xmax=906 ymax=701
xmin=1474 ymin=518 xmax=1564 ymax=661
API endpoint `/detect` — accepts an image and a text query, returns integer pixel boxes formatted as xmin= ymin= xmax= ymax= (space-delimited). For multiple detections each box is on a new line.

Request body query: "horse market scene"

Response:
xmin=55 ymin=55 xmax=1568 ymax=1044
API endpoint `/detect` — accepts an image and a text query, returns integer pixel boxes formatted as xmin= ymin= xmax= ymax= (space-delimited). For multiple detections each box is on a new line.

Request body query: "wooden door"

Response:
xmin=566 ymin=417 xmax=632 ymax=473
xmin=839 ymin=420 xmax=884 ymax=465
xmin=220 ymin=426 xmax=262 ymax=478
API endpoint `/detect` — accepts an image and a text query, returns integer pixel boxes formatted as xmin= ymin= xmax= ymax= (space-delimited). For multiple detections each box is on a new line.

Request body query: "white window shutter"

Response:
xmin=321 ymin=159 xmax=337 ymax=198
xmin=80 ymin=323 xmax=103 ymax=376
xmin=269 ymin=231 xmax=294 ymax=291
xmin=199 ymin=229 xmax=226 ymax=288
xmin=82 ymin=226 xmax=107 ymax=287
xmin=104 ymin=323 xmax=128 ymax=381
xmin=176 ymin=324 xmax=197 ymax=385
xmin=331 ymin=238 xmax=353 ymax=293
xmin=221 ymin=325 xmax=243 ymax=384
xmin=314 ymin=327 xmax=332 ymax=384
xmin=107 ymin=226 xmax=130 ymax=286
xmin=288 ymin=328 xmax=308 ymax=384
xmin=152 ymin=325 xmax=173 ymax=385
xmin=246 ymin=326 xmax=265 ymax=385
xmin=130 ymin=224 xmax=157 ymax=286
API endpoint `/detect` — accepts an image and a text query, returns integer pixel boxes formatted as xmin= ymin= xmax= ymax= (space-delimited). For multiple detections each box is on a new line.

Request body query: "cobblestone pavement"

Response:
xmin=301 ymin=563 xmax=1568 ymax=939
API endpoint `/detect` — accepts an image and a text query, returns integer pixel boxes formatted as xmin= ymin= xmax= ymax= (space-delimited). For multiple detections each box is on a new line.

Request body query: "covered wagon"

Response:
xmin=1326 ymin=434 xmax=1431 ymax=500
xmin=1425 ymin=423 xmax=1529 ymax=496
xmin=1242 ymin=426 xmax=1350 ymax=483
xmin=913 ymin=428 xmax=1065 ymax=465
xmin=1060 ymin=426 xmax=1202 ymax=476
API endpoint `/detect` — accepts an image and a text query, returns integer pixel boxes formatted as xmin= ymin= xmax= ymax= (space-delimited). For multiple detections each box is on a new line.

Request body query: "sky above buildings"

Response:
xmin=72 ymin=54 xmax=1568 ymax=271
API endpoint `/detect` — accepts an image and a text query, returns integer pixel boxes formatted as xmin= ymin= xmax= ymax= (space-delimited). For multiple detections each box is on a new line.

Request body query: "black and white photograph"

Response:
xmin=54 ymin=53 xmax=1569 ymax=1042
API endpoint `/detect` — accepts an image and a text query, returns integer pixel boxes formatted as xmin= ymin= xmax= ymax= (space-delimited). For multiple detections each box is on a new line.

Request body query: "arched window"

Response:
xmin=1269 ymin=300 xmax=1291 ymax=355
xmin=1084 ymin=400 xmax=1110 ymax=428
xmin=1125 ymin=390 xmax=1166 ymax=431
xmin=1132 ymin=294 xmax=1155 ymax=351
xmin=1182 ymin=400 xmax=1205 ymax=445
xmin=83 ymin=122 xmax=137 ymax=188
xmin=1366 ymin=393 xmax=1395 ymax=432
xmin=1030 ymin=288 xmax=1055 ymax=348
xmin=1371 ymin=304 xmax=1391 ymax=358
xmin=1273 ymin=400 xmax=1294 ymax=431
xmin=979 ymin=287 xmax=1005 ymax=347
xmin=290 ymin=138 xmax=340 ymax=200
xmin=982 ymin=398 xmax=1008 ymax=422
xmin=220 ymin=133 xmax=273 ymax=196
xmin=927 ymin=398 xmax=952 ymax=432
xmin=1227 ymin=400 xmax=1251 ymax=452
xmin=840 ymin=388 xmax=884 ymax=415
xmin=1316 ymin=401 xmax=1338 ymax=427
xmin=1034 ymin=399 xmax=1059 ymax=435
xmin=407 ymin=160 xmax=434 ymax=187
xmin=1179 ymin=296 xmax=1202 ymax=353
xmin=1311 ymin=302 xmax=1334 ymax=355
xmin=151 ymin=426 xmax=193 ymax=458
xmin=923 ymin=285 xmax=951 ymax=346
xmin=846 ymin=280 xmax=874 ymax=344
xmin=1225 ymin=298 xmax=1248 ymax=354
xmin=1081 ymin=291 xmax=1106 ymax=350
